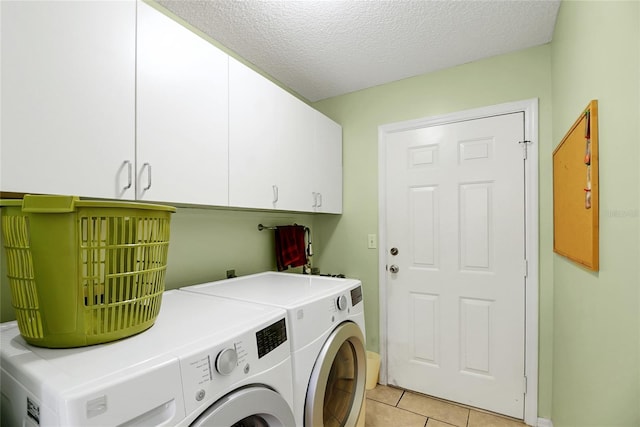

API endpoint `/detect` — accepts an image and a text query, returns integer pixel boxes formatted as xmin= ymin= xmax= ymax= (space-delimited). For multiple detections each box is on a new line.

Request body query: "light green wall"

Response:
xmin=162 ymin=208 xmax=316 ymax=286
xmin=312 ymin=45 xmax=555 ymax=418
xmin=550 ymin=1 xmax=640 ymax=426
xmin=0 ymin=208 xmax=317 ymax=323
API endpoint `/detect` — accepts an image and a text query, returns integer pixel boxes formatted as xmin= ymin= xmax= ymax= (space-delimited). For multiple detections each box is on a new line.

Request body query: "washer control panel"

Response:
xmin=179 ymin=316 xmax=289 ymax=415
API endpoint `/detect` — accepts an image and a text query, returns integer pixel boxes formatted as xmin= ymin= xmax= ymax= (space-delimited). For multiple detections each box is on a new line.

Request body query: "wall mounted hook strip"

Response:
xmin=257 ymin=224 xmax=277 ymax=231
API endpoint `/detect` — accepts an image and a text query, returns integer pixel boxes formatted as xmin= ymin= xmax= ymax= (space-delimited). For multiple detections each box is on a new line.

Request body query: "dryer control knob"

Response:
xmin=216 ymin=348 xmax=238 ymax=376
xmin=336 ymin=295 xmax=348 ymax=311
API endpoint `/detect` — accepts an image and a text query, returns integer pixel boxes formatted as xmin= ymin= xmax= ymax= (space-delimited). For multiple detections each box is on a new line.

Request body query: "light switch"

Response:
xmin=367 ymin=234 xmax=377 ymax=249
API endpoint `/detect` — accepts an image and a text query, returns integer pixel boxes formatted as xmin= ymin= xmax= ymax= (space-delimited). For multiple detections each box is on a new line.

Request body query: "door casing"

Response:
xmin=377 ymin=99 xmax=539 ymax=426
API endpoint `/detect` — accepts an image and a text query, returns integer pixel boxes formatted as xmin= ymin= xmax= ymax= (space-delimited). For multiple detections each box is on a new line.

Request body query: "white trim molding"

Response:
xmin=537 ymin=418 xmax=554 ymax=427
xmin=377 ymin=99 xmax=540 ymax=426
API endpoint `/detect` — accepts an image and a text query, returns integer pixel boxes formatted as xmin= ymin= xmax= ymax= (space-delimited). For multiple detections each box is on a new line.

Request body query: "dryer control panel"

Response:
xmin=350 ymin=286 xmax=363 ymax=306
xmin=256 ymin=318 xmax=287 ymax=358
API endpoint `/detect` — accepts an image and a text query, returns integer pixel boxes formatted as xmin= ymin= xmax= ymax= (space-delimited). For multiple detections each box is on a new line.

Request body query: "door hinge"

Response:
xmin=523 ymin=376 xmax=528 ymax=394
xmin=518 ymin=140 xmax=531 ymax=160
xmin=523 ymin=259 xmax=528 ymax=278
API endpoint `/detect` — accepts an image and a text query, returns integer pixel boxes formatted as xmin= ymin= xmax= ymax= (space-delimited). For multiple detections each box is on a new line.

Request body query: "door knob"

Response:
xmin=389 ymin=265 xmax=399 ymax=274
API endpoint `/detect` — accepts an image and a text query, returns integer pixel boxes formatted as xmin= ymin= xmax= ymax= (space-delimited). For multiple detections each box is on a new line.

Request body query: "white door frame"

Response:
xmin=377 ymin=99 xmax=539 ymax=426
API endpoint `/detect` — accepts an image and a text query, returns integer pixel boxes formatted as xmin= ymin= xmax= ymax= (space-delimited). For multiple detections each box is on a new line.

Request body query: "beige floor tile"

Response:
xmin=397 ymin=392 xmax=469 ymax=427
xmin=366 ymin=384 xmax=404 ymax=406
xmin=467 ymin=409 xmax=527 ymax=427
xmin=426 ymin=419 xmax=457 ymax=427
xmin=365 ymin=399 xmax=427 ymax=427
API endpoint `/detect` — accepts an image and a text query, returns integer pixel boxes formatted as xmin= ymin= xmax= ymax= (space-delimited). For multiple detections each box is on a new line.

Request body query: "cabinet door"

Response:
xmin=136 ymin=2 xmax=229 ymax=206
xmin=229 ymin=58 xmax=316 ymax=211
xmin=314 ymin=114 xmax=343 ymax=214
xmin=228 ymin=58 xmax=280 ymax=209
xmin=274 ymin=90 xmax=315 ymax=212
xmin=0 ymin=1 xmax=136 ymax=199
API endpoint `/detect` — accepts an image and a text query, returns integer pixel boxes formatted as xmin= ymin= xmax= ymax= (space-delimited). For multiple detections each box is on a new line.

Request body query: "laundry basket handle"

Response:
xmin=21 ymin=195 xmax=79 ymax=213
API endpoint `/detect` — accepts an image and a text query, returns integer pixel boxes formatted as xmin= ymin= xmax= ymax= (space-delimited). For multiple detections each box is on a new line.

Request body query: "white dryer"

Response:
xmin=1 ymin=290 xmax=294 ymax=427
xmin=181 ymin=272 xmax=367 ymax=427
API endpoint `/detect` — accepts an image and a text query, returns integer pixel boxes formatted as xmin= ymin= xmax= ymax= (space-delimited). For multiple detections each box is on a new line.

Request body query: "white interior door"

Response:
xmin=385 ymin=113 xmax=526 ymax=418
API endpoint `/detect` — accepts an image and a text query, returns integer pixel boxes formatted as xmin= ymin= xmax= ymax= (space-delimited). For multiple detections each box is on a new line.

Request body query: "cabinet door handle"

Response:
xmin=317 ymin=192 xmax=323 ymax=208
xmin=272 ymin=185 xmax=279 ymax=203
xmin=123 ymin=160 xmax=132 ymax=190
xmin=142 ymin=162 xmax=152 ymax=191
xmin=312 ymin=192 xmax=318 ymax=208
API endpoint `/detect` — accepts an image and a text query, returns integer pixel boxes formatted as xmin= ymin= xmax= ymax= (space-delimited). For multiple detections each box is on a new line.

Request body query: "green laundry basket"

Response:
xmin=0 ymin=195 xmax=176 ymax=348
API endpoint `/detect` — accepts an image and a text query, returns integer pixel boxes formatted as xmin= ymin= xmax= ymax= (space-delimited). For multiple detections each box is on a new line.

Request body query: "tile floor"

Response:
xmin=364 ymin=385 xmax=528 ymax=427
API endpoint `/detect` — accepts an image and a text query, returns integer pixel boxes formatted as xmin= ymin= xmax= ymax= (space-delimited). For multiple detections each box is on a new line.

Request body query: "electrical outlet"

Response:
xmin=367 ymin=234 xmax=377 ymax=249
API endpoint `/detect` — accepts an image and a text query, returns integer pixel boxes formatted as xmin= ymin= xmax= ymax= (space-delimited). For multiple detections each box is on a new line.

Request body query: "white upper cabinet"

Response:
xmin=229 ymin=57 xmax=314 ymax=211
xmin=136 ymin=2 xmax=229 ymax=206
xmin=228 ymin=57 xmax=342 ymax=213
xmin=228 ymin=57 xmax=281 ymax=210
xmin=0 ymin=1 xmax=136 ymax=199
xmin=313 ymin=114 xmax=343 ymax=213
xmin=272 ymin=89 xmax=316 ymax=212
xmin=1 ymin=0 xmax=340 ymax=213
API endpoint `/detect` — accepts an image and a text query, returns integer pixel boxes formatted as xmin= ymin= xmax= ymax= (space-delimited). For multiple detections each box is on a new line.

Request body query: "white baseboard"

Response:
xmin=537 ymin=418 xmax=553 ymax=427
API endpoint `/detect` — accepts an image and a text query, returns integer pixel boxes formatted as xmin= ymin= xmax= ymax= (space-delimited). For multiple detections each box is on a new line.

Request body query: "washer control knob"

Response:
xmin=216 ymin=348 xmax=238 ymax=376
xmin=336 ymin=295 xmax=348 ymax=311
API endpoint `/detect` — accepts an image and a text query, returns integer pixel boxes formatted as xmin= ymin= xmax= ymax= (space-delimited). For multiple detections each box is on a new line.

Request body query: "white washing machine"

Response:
xmin=0 ymin=290 xmax=294 ymax=427
xmin=181 ymin=272 xmax=367 ymax=427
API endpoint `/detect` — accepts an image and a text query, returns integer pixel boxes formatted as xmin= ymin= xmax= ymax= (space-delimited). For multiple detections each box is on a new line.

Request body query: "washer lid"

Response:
xmin=1 ymin=291 xmax=286 ymax=392
xmin=182 ymin=272 xmax=361 ymax=309
xmin=305 ymin=321 xmax=366 ymax=427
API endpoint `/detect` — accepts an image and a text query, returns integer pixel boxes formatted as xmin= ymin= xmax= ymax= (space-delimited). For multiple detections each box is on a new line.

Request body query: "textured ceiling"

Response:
xmin=156 ymin=0 xmax=561 ymax=102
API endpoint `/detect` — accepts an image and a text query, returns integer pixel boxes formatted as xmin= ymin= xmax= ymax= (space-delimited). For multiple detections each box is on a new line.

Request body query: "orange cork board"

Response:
xmin=553 ymin=100 xmax=599 ymax=271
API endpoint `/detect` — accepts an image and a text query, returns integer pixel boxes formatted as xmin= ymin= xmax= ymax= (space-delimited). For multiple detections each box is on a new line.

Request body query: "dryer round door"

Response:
xmin=190 ymin=386 xmax=295 ymax=427
xmin=305 ymin=321 xmax=366 ymax=427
